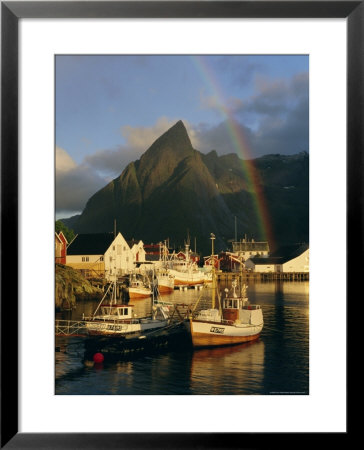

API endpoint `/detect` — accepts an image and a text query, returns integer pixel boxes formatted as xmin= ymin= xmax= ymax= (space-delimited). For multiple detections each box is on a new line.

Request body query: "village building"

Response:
xmin=175 ymin=246 xmax=200 ymax=264
xmin=245 ymin=243 xmax=309 ymax=273
xmin=127 ymin=239 xmax=146 ymax=263
xmin=66 ymin=232 xmax=135 ymax=279
xmin=143 ymin=242 xmax=166 ymax=269
xmin=203 ymin=254 xmax=220 ymax=269
xmin=55 ymin=231 xmax=67 ymax=265
xmin=218 ymin=252 xmax=244 ymax=272
xmin=143 ymin=243 xmax=161 ymax=258
xmin=231 ymin=237 xmax=270 ymax=259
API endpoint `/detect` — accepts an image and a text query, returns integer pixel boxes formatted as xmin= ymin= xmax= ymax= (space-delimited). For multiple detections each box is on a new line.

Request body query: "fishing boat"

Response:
xmin=84 ymin=279 xmax=169 ymax=336
xmin=128 ymin=273 xmax=152 ymax=299
xmin=167 ymin=244 xmax=209 ymax=286
xmin=188 ymin=233 xmax=263 ymax=348
xmin=156 ymin=269 xmax=175 ymax=294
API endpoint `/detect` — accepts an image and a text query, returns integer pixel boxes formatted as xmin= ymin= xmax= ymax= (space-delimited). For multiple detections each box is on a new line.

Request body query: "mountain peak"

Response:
xmin=154 ymin=119 xmax=191 ymax=148
xmin=140 ymin=119 xmax=194 ymax=164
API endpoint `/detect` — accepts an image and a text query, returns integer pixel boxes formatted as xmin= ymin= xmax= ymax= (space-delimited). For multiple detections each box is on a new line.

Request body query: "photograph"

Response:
xmin=55 ymin=54 xmax=309 ymax=396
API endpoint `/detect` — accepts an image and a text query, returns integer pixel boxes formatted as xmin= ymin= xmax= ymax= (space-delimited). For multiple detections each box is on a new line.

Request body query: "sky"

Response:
xmin=56 ymin=55 xmax=309 ymax=219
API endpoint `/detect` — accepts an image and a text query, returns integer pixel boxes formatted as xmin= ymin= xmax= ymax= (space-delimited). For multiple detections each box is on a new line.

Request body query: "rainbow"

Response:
xmin=190 ymin=55 xmax=275 ymax=248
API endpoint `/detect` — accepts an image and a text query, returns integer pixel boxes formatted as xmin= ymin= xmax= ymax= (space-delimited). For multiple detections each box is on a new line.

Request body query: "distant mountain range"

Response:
xmin=61 ymin=120 xmax=308 ymax=255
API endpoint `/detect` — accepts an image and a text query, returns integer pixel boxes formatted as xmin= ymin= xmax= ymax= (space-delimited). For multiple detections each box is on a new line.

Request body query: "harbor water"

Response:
xmin=55 ymin=280 xmax=309 ymax=395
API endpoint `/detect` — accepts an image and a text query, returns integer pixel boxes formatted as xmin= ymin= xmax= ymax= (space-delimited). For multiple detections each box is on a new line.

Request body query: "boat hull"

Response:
xmin=128 ymin=288 xmax=152 ymax=299
xmin=85 ymin=319 xmax=167 ymax=336
xmin=168 ymin=269 xmax=206 ymax=286
xmin=158 ymin=283 xmax=174 ymax=293
xmin=189 ymin=319 xmax=262 ymax=348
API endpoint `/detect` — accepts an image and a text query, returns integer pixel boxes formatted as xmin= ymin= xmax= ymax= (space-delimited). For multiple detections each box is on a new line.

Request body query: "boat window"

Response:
xmin=118 ymin=308 xmax=123 ymax=316
xmin=233 ymin=300 xmax=238 ymax=308
xmin=124 ymin=308 xmax=129 ymax=315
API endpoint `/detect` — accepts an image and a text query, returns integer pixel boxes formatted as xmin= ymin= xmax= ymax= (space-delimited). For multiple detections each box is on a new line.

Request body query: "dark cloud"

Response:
xmin=238 ymin=72 xmax=308 ymax=118
xmin=84 ymin=146 xmax=142 ymax=177
xmin=194 ymin=72 xmax=309 ymax=157
xmin=56 ymin=164 xmax=107 ymax=214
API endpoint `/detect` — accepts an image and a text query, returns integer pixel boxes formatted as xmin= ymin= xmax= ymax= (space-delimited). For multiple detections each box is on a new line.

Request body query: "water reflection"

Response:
xmin=55 ymin=281 xmax=309 ymax=395
xmin=190 ymin=340 xmax=265 ymax=395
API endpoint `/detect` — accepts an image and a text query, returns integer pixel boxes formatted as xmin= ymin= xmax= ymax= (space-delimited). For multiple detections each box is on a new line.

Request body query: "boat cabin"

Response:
xmin=222 ymin=296 xmax=247 ymax=322
xmin=98 ymin=304 xmax=134 ymax=320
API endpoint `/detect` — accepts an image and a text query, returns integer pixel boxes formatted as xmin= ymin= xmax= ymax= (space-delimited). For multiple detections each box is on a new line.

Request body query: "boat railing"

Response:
xmin=86 ymin=316 xmax=140 ymax=324
xmin=55 ymin=320 xmax=87 ymax=336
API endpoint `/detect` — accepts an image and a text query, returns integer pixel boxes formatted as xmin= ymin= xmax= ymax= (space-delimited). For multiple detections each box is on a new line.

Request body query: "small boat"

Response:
xmin=84 ymin=279 xmax=169 ymax=336
xmin=128 ymin=273 xmax=152 ymax=299
xmin=188 ymin=234 xmax=263 ymax=348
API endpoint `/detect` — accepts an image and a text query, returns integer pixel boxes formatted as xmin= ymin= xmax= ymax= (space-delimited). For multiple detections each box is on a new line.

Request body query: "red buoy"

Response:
xmin=93 ymin=352 xmax=104 ymax=364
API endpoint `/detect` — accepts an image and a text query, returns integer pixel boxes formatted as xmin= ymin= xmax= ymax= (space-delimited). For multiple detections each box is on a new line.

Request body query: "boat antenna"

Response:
xmin=210 ymin=233 xmax=216 ymax=309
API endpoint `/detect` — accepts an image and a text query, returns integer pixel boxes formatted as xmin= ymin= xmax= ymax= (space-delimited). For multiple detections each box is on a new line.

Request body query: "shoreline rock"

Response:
xmin=55 ymin=263 xmax=104 ymax=311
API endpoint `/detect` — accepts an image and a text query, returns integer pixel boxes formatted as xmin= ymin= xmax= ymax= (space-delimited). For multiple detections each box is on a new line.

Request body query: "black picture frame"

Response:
xmin=1 ymin=1 xmax=357 ymax=448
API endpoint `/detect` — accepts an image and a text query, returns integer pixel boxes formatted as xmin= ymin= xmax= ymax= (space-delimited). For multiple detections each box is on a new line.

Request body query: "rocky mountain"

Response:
xmin=62 ymin=120 xmax=308 ymax=255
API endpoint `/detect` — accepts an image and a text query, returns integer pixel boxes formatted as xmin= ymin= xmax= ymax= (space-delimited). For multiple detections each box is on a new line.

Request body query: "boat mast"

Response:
xmin=210 ymin=233 xmax=216 ymax=309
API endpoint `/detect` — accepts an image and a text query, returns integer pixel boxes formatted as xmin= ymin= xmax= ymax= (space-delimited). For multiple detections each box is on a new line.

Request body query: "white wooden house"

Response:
xmin=128 ymin=240 xmax=146 ymax=264
xmin=66 ymin=232 xmax=135 ymax=278
xmin=245 ymin=244 xmax=309 ymax=273
xmin=231 ymin=238 xmax=270 ymax=259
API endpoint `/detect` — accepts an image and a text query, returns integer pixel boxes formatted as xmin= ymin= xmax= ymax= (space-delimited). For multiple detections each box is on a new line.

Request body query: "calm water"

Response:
xmin=55 ymin=281 xmax=309 ymax=395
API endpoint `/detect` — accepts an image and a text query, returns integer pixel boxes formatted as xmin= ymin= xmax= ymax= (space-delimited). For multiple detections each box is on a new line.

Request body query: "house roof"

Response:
xmin=248 ymin=257 xmax=283 ymax=265
xmin=269 ymin=243 xmax=309 ymax=260
xmin=249 ymin=243 xmax=309 ymax=265
xmin=67 ymin=233 xmax=115 ymax=255
xmin=57 ymin=231 xmax=68 ymax=244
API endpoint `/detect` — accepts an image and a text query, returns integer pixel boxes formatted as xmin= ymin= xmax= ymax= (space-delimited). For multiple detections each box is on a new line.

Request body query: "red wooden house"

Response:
xmin=55 ymin=231 xmax=68 ymax=264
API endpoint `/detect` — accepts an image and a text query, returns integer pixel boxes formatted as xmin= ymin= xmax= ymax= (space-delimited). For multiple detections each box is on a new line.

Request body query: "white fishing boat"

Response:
xmin=128 ymin=273 xmax=152 ymax=299
xmin=156 ymin=269 xmax=175 ymax=294
xmin=167 ymin=244 xmax=209 ymax=286
xmin=84 ymin=280 xmax=169 ymax=336
xmin=188 ymin=234 xmax=263 ymax=348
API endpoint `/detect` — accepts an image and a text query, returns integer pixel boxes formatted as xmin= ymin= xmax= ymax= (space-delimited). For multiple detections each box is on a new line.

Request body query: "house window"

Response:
xmin=82 ymin=256 xmax=89 ymax=262
xmin=100 ymin=256 xmax=104 ymax=262
xmin=117 ymin=245 xmax=122 ymax=255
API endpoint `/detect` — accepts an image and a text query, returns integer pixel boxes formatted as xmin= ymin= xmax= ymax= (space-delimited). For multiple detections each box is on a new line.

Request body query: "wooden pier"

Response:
xmin=175 ymin=284 xmax=204 ymax=291
xmin=216 ymin=271 xmax=309 ymax=283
